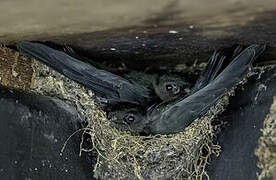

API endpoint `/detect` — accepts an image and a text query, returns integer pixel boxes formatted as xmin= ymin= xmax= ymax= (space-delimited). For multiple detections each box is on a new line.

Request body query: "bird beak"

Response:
xmin=110 ymin=116 xmax=118 ymax=122
xmin=107 ymin=113 xmax=117 ymax=122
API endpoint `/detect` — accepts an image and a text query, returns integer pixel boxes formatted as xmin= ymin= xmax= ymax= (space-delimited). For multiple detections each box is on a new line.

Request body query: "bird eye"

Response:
xmin=166 ymin=84 xmax=174 ymax=91
xmin=165 ymin=83 xmax=180 ymax=95
xmin=124 ymin=114 xmax=135 ymax=123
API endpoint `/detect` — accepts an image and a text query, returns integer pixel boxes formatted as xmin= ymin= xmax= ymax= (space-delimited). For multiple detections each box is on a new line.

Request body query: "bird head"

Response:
xmin=153 ymin=75 xmax=190 ymax=101
xmin=107 ymin=107 xmax=149 ymax=135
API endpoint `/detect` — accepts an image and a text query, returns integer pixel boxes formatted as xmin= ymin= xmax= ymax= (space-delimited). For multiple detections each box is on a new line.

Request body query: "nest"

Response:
xmin=85 ymin=84 xmax=236 ymax=179
xmin=87 ymin=106 xmax=223 ymax=180
xmin=27 ymin=56 xmax=235 ymax=180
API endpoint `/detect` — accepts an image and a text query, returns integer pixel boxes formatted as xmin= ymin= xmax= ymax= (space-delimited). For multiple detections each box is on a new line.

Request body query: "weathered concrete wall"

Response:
xmin=1 ymin=0 xmax=276 ymax=44
xmin=1 ymin=0 xmax=276 ymax=71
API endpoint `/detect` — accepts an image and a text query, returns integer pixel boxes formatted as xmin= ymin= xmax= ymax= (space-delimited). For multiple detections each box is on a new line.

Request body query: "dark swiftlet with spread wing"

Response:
xmin=17 ymin=41 xmax=189 ymax=108
xmin=107 ymin=44 xmax=265 ymax=135
xmin=17 ymin=41 xmax=265 ymax=135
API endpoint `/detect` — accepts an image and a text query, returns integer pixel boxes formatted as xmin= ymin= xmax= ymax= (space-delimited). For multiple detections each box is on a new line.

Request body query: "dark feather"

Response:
xmin=17 ymin=41 xmax=152 ymax=106
xmin=148 ymin=44 xmax=266 ymax=134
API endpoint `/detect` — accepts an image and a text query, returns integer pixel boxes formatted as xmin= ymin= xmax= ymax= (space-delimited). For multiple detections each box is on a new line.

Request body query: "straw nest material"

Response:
xmin=255 ymin=96 xmax=276 ymax=180
xmin=28 ymin=57 xmax=237 ymax=180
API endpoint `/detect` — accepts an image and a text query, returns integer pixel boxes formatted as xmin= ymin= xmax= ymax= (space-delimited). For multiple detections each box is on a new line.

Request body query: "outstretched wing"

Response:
xmin=192 ymin=51 xmax=225 ymax=92
xmin=192 ymin=45 xmax=244 ymax=93
xmin=17 ymin=41 xmax=152 ymax=106
xmin=149 ymin=44 xmax=266 ymax=134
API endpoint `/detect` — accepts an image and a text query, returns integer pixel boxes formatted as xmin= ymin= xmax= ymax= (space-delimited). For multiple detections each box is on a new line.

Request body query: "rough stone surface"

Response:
xmin=206 ymin=66 xmax=276 ymax=180
xmin=0 ymin=85 xmax=97 ymax=180
xmin=0 ymin=46 xmax=33 ymax=90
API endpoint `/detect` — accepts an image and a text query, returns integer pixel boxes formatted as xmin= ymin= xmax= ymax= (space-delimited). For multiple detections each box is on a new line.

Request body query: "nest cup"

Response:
xmin=22 ymin=55 xmax=231 ymax=180
xmin=85 ymin=79 xmax=235 ymax=180
xmin=87 ymin=109 xmax=222 ymax=180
